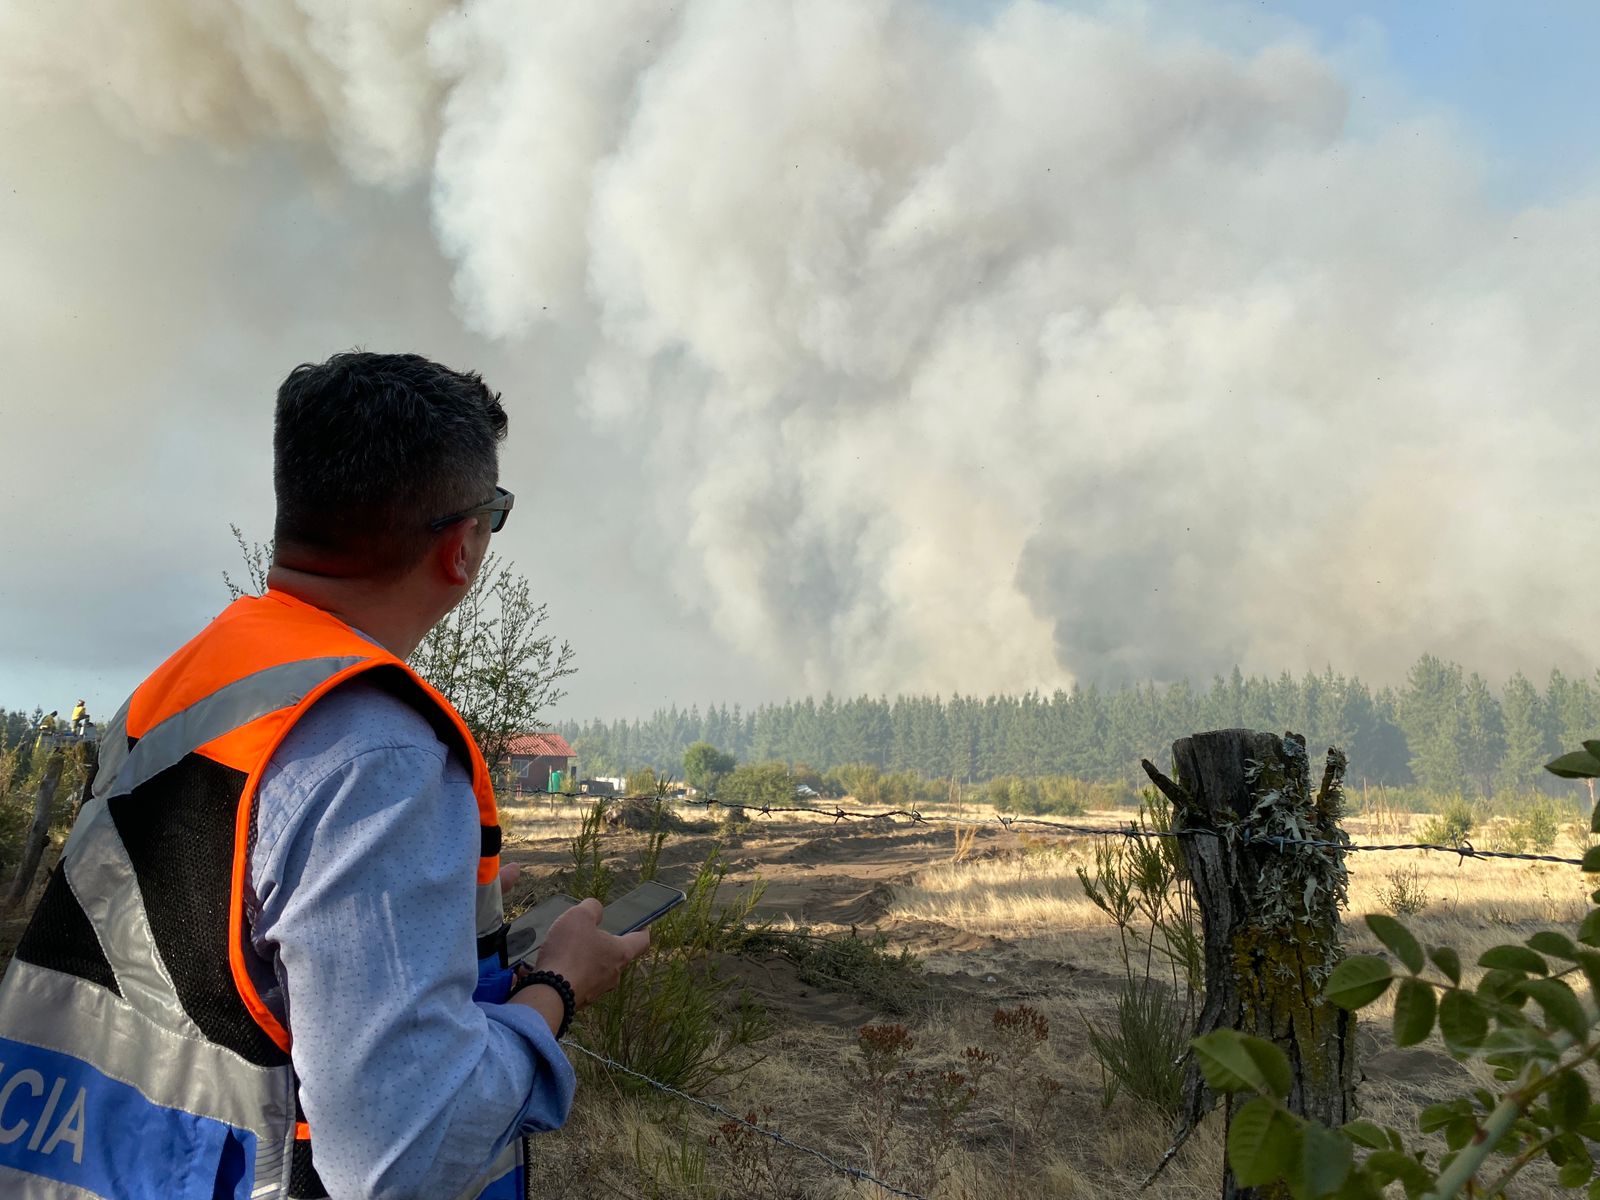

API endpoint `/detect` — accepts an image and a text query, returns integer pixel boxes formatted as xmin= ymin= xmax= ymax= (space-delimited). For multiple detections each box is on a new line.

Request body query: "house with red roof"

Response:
xmin=506 ymin=731 xmax=576 ymax=795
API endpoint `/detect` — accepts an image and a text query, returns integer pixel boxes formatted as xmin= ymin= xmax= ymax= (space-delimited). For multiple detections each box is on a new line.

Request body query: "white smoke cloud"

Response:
xmin=3 ymin=0 xmax=1597 ymax=702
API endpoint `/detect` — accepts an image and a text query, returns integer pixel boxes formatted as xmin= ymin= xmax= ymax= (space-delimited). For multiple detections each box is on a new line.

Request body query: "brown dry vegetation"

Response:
xmin=497 ymin=796 xmax=1598 ymax=1199
xmin=0 ymin=789 xmax=1588 ymax=1197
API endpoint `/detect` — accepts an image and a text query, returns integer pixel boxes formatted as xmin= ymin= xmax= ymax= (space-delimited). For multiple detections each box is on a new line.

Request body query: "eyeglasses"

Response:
xmin=429 ymin=485 xmax=515 ymax=533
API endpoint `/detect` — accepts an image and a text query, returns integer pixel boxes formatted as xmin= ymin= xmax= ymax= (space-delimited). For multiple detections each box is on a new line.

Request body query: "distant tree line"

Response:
xmin=556 ymin=656 xmax=1600 ymax=796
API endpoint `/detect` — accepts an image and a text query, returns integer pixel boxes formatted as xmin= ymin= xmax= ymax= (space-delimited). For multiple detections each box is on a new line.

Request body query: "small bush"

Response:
xmin=566 ymin=797 xmax=772 ymax=1095
xmin=1417 ymin=796 xmax=1474 ymax=847
xmin=1084 ymin=979 xmax=1188 ymax=1117
xmin=717 ymin=762 xmax=796 ymax=811
xmin=1508 ymin=795 xmax=1564 ymax=853
xmin=706 ymin=1106 xmax=804 ymax=1200
xmin=1376 ymin=863 xmax=1430 ymax=917
xmin=822 ymin=764 xmax=947 ymax=810
xmin=751 ymin=927 xmax=925 ymax=1015
xmin=980 ymin=774 xmax=1136 ymax=816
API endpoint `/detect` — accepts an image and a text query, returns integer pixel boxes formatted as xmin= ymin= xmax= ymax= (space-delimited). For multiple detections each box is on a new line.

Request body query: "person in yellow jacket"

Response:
xmin=0 ymin=352 xmax=647 ymax=1199
xmin=69 ymin=700 xmax=88 ymax=736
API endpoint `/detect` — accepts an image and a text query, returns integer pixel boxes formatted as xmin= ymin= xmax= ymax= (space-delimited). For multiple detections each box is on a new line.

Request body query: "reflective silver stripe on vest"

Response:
xmin=0 ymin=961 xmax=293 ymax=1169
xmin=0 ymin=1162 xmax=108 ymax=1199
xmin=98 ymin=655 xmax=369 ymax=801
xmin=476 ymin=876 xmax=503 ymax=940
xmin=62 ymin=800 xmax=202 ymax=1040
xmin=90 ymin=695 xmax=132 ymax=802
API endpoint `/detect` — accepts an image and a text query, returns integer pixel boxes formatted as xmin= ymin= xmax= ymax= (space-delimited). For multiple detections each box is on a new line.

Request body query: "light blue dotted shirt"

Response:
xmin=247 ymin=678 xmax=575 ymax=1198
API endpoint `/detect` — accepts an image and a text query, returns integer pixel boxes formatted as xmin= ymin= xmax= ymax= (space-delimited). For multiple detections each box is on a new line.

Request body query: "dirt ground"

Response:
xmin=3 ymin=796 xmax=1585 ymax=1198
xmin=499 ymin=800 xmax=1582 ymax=1200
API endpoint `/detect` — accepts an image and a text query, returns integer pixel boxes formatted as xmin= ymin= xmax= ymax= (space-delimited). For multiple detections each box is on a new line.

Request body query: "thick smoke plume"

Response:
xmin=4 ymin=1 xmax=1596 ymax=697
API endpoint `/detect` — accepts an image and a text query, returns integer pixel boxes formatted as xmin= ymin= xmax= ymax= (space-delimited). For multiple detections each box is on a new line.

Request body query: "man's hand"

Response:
xmin=524 ymin=898 xmax=649 ymax=1009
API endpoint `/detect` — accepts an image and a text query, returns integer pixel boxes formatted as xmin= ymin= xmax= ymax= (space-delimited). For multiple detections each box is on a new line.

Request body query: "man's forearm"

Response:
xmin=510 ymin=984 xmax=566 ymax=1039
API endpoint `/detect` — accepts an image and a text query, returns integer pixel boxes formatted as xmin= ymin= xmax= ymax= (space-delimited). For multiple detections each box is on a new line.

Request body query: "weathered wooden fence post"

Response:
xmin=3 ymin=739 xmax=95 ymax=911
xmin=5 ymin=745 xmax=67 ymax=910
xmin=1142 ymin=729 xmax=1355 ymax=1200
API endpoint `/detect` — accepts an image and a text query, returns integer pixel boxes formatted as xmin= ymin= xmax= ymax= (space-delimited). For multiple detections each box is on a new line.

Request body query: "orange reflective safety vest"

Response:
xmin=0 ymin=591 xmax=519 ymax=1199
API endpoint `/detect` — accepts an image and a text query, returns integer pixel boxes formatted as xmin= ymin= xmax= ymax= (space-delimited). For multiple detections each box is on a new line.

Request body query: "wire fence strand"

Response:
xmin=517 ymin=790 xmax=1590 ymax=867
xmin=560 ymin=1039 xmax=930 ymax=1200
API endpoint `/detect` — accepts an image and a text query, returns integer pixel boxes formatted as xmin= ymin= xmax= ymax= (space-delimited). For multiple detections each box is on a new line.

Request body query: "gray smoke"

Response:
xmin=4 ymin=0 xmax=1596 ymax=700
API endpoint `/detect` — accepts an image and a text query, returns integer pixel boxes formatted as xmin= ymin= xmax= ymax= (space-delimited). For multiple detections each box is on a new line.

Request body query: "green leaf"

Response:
xmin=1228 ymin=1097 xmax=1298 ymax=1187
xmin=1364 ymin=1150 xmax=1435 ymax=1192
xmin=1584 ymin=739 xmax=1600 ymax=761
xmin=1293 ymin=1122 xmax=1352 ymax=1199
xmin=1524 ymin=978 xmax=1589 ymax=1038
xmin=1439 ymin=991 xmax=1489 ymax=1052
xmin=1333 ymin=1173 xmax=1384 ymax=1200
xmin=1552 ymin=1071 xmax=1591 ymax=1131
xmin=1529 ymin=931 xmax=1579 ymax=959
xmin=1560 ymin=1154 xmax=1595 ymax=1189
xmin=1444 ymin=1115 xmax=1476 ymax=1151
xmin=1341 ymin=1119 xmax=1389 ymax=1150
xmin=1580 ymin=912 xmax=1600 ymax=949
xmin=1547 ymin=750 xmax=1600 ymax=779
xmin=1482 ymin=1026 xmax=1559 ymax=1065
xmin=1576 ymin=949 xmax=1600 ymax=996
xmin=1324 ymin=956 xmax=1393 ymax=1010
xmin=1193 ymin=1030 xmax=1285 ymax=1095
xmin=1366 ymin=914 xmax=1425 ymax=975
xmin=1242 ymin=1036 xmax=1294 ymax=1100
xmin=1477 ymin=967 xmax=1531 ymax=1004
xmin=1478 ymin=945 xmax=1549 ymax=975
xmin=1419 ymin=1099 xmax=1472 ymax=1133
xmin=1586 ymin=847 xmax=1600 ymax=875
xmin=1392 ymin=978 xmax=1436 ymax=1047
xmin=1429 ymin=946 xmax=1462 ymax=985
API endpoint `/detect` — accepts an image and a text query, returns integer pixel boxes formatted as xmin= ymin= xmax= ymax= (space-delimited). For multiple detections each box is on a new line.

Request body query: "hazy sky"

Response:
xmin=1 ymin=1 xmax=1597 ymax=724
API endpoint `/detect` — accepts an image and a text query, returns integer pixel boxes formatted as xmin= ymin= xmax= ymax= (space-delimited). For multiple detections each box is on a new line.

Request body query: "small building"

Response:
xmin=506 ymin=732 xmax=577 ymax=795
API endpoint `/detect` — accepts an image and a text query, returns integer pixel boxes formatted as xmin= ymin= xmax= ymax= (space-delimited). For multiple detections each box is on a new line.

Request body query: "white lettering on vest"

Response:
xmin=0 ymin=1063 xmax=90 ymax=1164
xmin=0 ymin=1068 xmax=44 ymax=1143
xmin=26 ymin=1076 xmax=64 ymax=1151
xmin=40 ymin=1088 xmax=86 ymax=1165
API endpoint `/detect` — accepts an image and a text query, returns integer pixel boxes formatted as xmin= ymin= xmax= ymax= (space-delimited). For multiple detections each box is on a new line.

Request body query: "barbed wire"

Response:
xmin=560 ymin=1038 xmax=929 ymax=1200
xmin=515 ymin=789 xmax=1590 ymax=867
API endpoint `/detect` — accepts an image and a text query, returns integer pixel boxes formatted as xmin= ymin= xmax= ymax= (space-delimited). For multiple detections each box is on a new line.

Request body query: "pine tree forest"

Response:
xmin=554 ymin=656 xmax=1599 ymax=797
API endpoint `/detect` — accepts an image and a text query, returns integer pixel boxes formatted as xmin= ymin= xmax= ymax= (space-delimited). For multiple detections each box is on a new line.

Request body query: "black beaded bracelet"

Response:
xmin=510 ymin=969 xmax=575 ymax=1039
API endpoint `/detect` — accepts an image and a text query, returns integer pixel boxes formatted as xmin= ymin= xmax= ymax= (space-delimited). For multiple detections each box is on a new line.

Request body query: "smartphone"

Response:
xmin=599 ymin=881 xmax=687 ymax=935
xmin=504 ymin=893 xmax=579 ymax=965
xmin=505 ymin=882 xmax=687 ymax=966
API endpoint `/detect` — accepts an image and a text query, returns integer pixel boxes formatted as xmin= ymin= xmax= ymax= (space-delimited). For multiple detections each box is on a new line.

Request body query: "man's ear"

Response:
xmin=436 ymin=521 xmax=477 ymax=586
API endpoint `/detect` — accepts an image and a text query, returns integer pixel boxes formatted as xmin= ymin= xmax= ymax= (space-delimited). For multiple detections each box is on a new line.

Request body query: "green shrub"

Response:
xmin=749 ymin=927 xmax=925 ymax=1015
xmin=565 ymin=797 xmax=772 ymax=1094
xmin=1085 ymin=979 xmax=1189 ymax=1117
xmin=822 ymin=764 xmax=947 ymax=810
xmin=978 ymin=774 xmax=1131 ymax=816
xmin=1506 ymin=794 xmax=1565 ymax=853
xmin=716 ymin=761 xmax=795 ymax=811
xmin=1416 ymin=795 xmax=1474 ymax=847
xmin=1376 ymin=863 xmax=1429 ymax=916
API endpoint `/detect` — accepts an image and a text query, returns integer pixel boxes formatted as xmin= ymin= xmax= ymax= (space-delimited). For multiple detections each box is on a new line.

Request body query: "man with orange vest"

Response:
xmin=0 ymin=352 xmax=648 ymax=1198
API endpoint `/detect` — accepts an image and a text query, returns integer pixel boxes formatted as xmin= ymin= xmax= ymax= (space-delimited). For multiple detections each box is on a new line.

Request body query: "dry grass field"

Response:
xmin=497 ymin=796 xmax=1598 ymax=1199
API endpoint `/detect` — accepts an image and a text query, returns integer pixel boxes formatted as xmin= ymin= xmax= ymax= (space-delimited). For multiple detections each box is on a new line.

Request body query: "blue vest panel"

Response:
xmin=0 ymin=1036 xmax=256 ymax=1200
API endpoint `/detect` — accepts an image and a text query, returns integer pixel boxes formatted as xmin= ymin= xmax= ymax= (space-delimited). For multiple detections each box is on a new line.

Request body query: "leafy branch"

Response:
xmin=1198 ymin=742 xmax=1600 ymax=1199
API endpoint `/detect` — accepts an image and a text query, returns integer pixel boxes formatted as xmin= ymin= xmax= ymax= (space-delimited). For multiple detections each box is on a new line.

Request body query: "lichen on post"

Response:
xmin=1142 ymin=729 xmax=1355 ymax=1200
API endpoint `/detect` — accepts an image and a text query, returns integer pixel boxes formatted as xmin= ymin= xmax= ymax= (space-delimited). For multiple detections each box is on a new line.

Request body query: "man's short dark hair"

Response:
xmin=273 ymin=351 xmax=509 ymax=577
